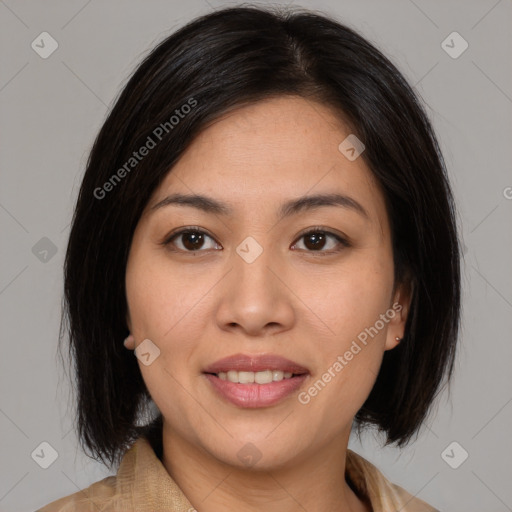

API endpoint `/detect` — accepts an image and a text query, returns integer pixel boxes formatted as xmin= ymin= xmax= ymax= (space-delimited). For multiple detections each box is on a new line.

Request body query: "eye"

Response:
xmin=291 ymin=227 xmax=350 ymax=254
xmin=163 ymin=227 xmax=221 ymax=253
xmin=162 ymin=226 xmax=350 ymax=254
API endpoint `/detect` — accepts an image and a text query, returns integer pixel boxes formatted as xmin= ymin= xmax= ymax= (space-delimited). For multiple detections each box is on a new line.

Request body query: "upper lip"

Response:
xmin=203 ymin=353 xmax=309 ymax=375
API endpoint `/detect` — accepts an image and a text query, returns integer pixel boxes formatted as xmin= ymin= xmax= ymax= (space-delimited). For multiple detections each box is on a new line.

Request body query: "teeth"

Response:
xmin=217 ymin=370 xmax=294 ymax=384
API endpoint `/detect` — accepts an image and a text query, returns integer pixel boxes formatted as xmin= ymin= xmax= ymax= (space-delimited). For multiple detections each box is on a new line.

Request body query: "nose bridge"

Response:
xmin=214 ymin=233 xmax=293 ymax=334
xmin=232 ymin=234 xmax=279 ymax=296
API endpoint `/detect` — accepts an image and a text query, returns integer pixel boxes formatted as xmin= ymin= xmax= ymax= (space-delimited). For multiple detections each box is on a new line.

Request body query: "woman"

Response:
xmin=38 ymin=5 xmax=460 ymax=511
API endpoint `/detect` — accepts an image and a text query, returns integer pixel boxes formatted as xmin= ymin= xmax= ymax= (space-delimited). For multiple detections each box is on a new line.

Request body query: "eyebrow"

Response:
xmin=150 ymin=192 xmax=369 ymax=220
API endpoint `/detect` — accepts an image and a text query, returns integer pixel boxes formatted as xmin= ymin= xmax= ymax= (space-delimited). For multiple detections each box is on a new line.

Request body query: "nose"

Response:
xmin=214 ymin=241 xmax=296 ymax=337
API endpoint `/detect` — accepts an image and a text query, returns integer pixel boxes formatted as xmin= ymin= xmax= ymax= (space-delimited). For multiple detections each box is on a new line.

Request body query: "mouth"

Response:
xmin=202 ymin=353 xmax=310 ymax=408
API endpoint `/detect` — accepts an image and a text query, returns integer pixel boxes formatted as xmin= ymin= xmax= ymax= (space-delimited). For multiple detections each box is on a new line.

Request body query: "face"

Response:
xmin=125 ymin=95 xmax=409 ymax=470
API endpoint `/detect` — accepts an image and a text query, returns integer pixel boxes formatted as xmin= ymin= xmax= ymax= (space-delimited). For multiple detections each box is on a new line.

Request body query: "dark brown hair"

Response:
xmin=59 ymin=4 xmax=461 ymax=469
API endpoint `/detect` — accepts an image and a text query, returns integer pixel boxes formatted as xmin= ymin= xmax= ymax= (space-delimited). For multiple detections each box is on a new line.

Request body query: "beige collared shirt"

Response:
xmin=37 ymin=436 xmax=438 ymax=511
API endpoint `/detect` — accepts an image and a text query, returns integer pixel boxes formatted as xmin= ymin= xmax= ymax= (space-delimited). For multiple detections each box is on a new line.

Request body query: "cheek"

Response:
xmin=126 ymin=241 xmax=191 ymax=335
xmin=125 ymin=253 xmax=208 ymax=425
xmin=294 ymin=249 xmax=394 ymax=344
xmin=292 ymin=251 xmax=394 ymax=414
xmin=125 ymin=249 xmax=213 ymax=364
xmin=126 ymin=260 xmax=168 ymax=336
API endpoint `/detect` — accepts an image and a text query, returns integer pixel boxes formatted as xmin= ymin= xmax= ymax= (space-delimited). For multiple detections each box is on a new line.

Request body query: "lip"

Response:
xmin=202 ymin=353 xmax=310 ymax=408
xmin=204 ymin=373 xmax=309 ymax=408
xmin=202 ymin=353 xmax=309 ymax=374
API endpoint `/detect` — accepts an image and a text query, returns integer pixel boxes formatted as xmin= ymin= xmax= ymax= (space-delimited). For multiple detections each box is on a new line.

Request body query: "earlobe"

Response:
xmin=385 ymin=326 xmax=403 ymax=351
xmin=124 ymin=334 xmax=135 ymax=350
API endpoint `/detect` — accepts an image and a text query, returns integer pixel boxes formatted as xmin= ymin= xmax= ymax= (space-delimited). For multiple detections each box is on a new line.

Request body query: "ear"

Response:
xmin=384 ymin=278 xmax=413 ymax=351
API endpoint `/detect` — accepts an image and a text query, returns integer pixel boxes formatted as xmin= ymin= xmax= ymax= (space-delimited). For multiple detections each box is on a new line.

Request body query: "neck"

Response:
xmin=161 ymin=423 xmax=371 ymax=512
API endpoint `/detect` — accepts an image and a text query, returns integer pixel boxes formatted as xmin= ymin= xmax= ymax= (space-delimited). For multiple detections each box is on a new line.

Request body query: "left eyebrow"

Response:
xmin=278 ymin=193 xmax=369 ymax=221
xmin=150 ymin=192 xmax=370 ymax=221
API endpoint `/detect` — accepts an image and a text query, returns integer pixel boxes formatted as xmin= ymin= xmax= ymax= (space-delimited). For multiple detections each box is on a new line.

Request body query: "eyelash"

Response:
xmin=161 ymin=225 xmax=350 ymax=256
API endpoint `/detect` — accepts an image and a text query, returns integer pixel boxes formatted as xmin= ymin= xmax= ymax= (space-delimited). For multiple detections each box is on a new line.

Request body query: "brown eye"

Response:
xmin=163 ymin=226 xmax=349 ymax=255
xmin=292 ymin=228 xmax=349 ymax=254
xmin=164 ymin=228 xmax=221 ymax=252
xmin=303 ymin=231 xmax=328 ymax=251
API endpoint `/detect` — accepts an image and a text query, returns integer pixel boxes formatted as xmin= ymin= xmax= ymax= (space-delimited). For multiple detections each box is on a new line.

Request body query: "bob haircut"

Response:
xmin=60 ymin=4 xmax=461 ymax=469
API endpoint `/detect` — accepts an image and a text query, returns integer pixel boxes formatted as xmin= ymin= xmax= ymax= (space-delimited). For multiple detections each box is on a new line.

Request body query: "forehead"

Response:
xmin=147 ymin=96 xmax=388 ymax=231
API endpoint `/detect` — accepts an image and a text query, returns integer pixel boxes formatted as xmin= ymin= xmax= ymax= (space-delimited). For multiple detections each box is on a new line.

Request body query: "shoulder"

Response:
xmin=36 ymin=475 xmax=120 ymax=512
xmin=346 ymin=449 xmax=440 ymax=512
xmin=36 ymin=437 xmax=144 ymax=511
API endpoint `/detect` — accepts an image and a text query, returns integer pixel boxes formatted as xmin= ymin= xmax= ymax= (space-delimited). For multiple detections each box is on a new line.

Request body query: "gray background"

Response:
xmin=1 ymin=0 xmax=511 ymax=511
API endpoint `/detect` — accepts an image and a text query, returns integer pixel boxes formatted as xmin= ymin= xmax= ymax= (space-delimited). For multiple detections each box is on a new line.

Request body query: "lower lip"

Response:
xmin=203 ymin=373 xmax=308 ymax=408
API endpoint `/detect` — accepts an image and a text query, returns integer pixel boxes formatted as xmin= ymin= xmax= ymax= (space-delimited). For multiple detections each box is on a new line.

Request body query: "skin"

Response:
xmin=125 ymin=96 xmax=411 ymax=512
